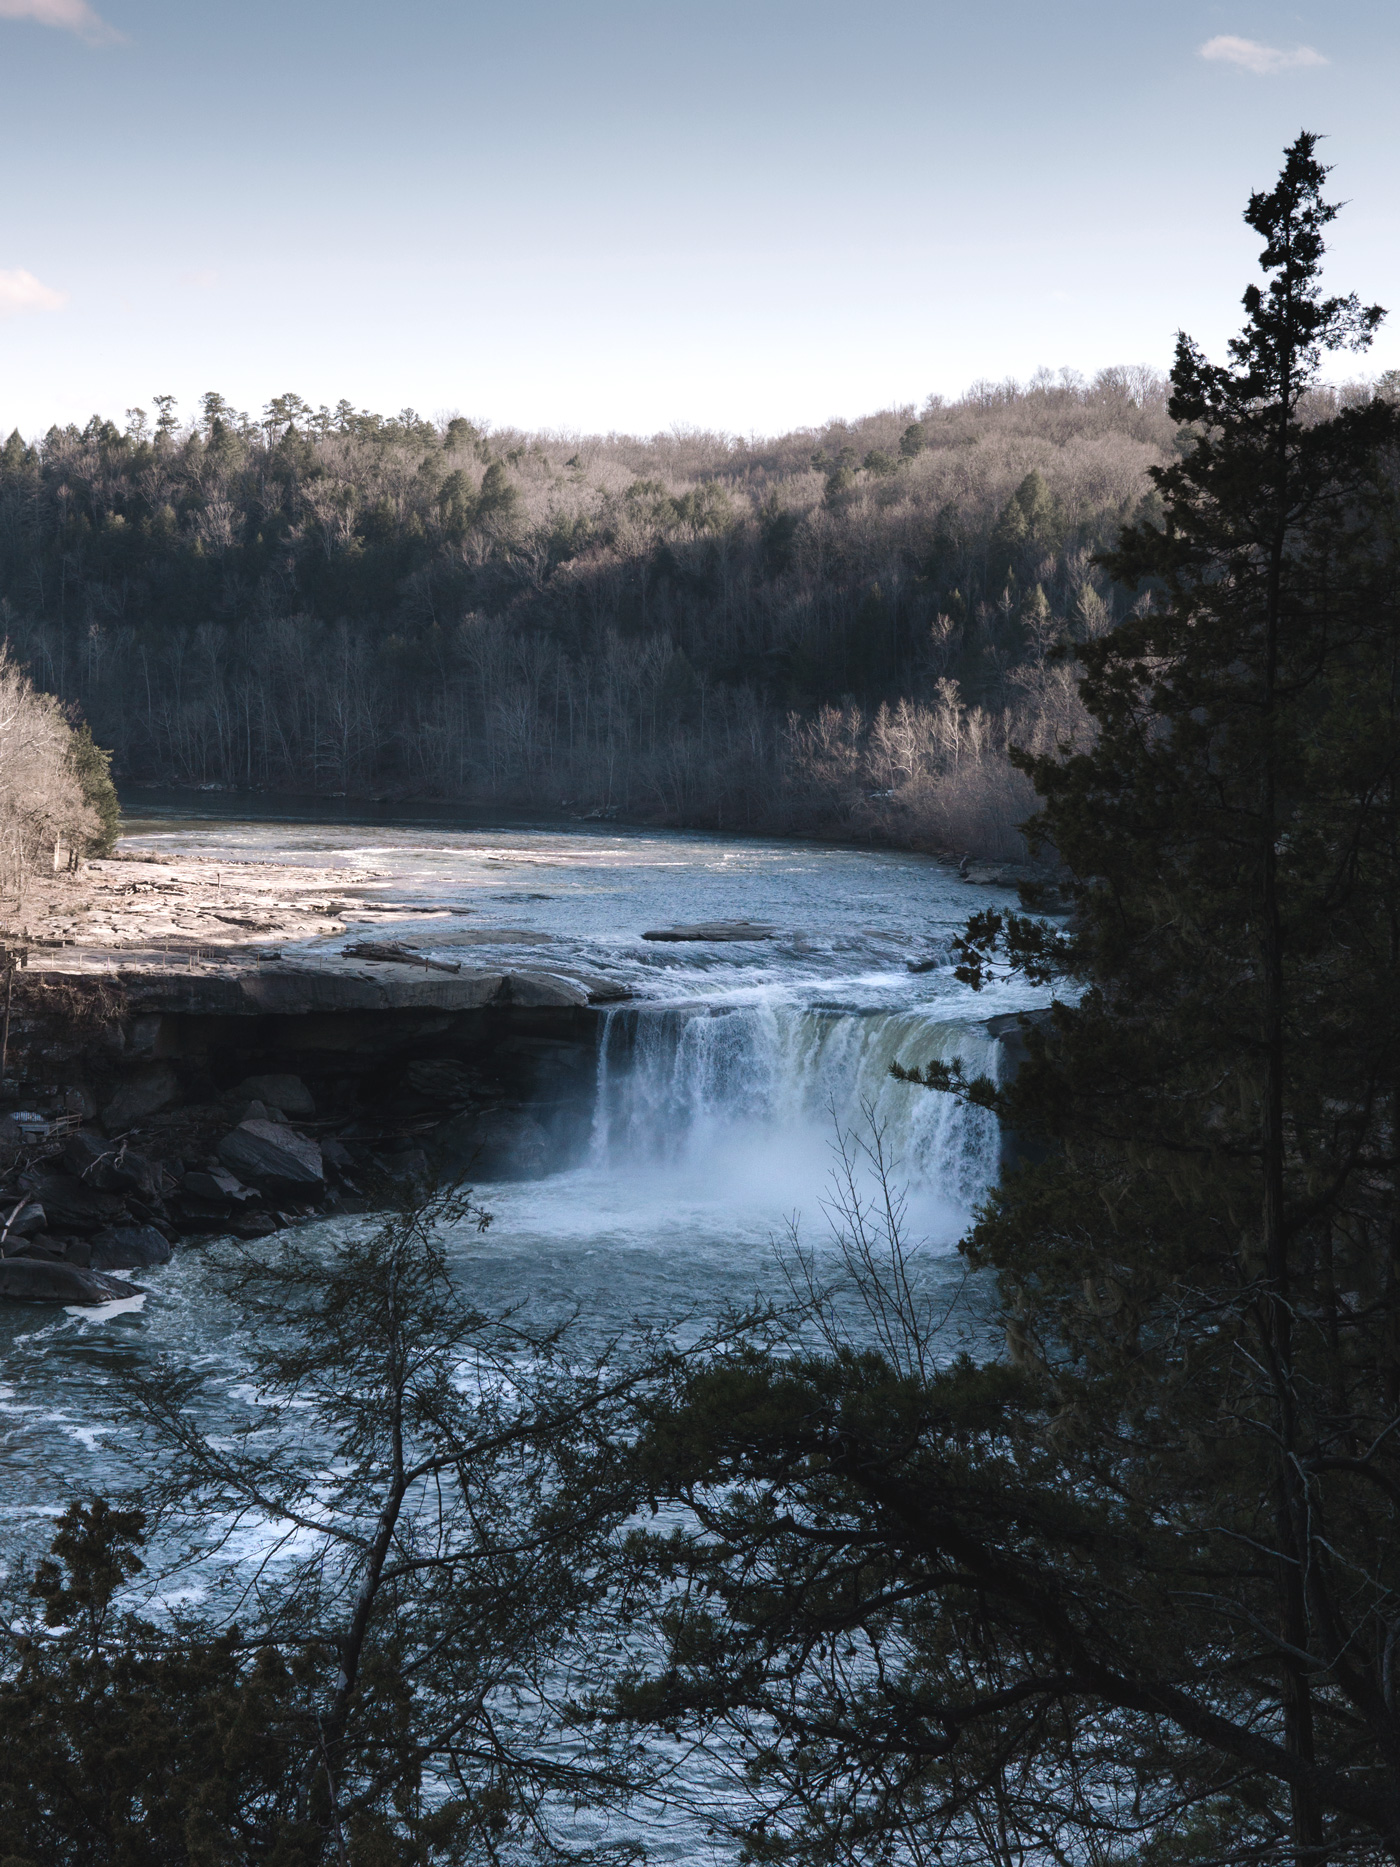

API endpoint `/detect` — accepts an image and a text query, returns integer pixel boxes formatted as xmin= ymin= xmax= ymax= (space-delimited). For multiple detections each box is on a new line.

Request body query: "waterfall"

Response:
xmin=590 ymin=1000 xmax=1003 ymax=1220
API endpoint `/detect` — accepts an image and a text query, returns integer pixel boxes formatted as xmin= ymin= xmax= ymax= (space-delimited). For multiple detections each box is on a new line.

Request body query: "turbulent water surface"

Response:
xmin=1 ymin=799 xmax=1048 ymax=1688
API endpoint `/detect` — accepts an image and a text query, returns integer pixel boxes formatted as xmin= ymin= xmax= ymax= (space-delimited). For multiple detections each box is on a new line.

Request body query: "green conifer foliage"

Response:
xmin=66 ymin=721 xmax=120 ymax=856
xmin=609 ymin=137 xmax=1400 ymax=1866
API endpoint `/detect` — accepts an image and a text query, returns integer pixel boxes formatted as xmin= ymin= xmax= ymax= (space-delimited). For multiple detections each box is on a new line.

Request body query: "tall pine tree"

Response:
xmin=612 ymin=137 xmax=1400 ymax=1867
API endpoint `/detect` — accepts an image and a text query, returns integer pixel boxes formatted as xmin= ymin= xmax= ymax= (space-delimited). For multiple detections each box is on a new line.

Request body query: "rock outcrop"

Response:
xmin=217 ymin=1120 xmax=325 ymax=1197
xmin=0 ymin=1256 xmax=142 ymax=1304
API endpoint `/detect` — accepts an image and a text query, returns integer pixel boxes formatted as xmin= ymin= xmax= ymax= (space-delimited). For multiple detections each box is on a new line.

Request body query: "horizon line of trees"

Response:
xmin=0 ymin=369 xmax=1201 ymax=857
xmin=3 ymin=368 xmax=1394 ymax=857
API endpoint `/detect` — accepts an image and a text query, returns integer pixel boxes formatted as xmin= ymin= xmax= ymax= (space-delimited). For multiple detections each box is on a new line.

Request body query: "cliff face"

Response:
xmin=0 ymin=946 xmax=622 ymax=1301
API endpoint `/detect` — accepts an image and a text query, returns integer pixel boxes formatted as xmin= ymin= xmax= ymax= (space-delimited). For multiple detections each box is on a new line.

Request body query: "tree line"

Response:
xmin=0 ymin=361 xmax=1188 ymax=856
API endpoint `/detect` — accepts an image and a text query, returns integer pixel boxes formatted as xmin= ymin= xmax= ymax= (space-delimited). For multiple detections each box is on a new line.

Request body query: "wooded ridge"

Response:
xmin=0 ymin=373 xmax=1202 ymax=857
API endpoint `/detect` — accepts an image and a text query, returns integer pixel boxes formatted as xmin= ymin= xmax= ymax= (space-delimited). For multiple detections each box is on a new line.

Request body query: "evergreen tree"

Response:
xmin=610 ymin=137 xmax=1400 ymax=1866
xmin=66 ymin=720 xmax=120 ymax=856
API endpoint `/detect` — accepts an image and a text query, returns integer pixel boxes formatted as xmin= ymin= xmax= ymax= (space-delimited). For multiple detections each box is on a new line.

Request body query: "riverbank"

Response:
xmin=0 ymin=846 xmax=643 ymax=1301
xmin=0 ymin=807 xmax=1044 ymax=1304
xmin=115 ymin=780 xmax=1049 ymax=881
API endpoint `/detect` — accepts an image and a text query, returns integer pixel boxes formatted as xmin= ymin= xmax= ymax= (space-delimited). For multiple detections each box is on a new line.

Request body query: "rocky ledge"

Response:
xmin=0 ymin=951 xmax=625 ymax=1302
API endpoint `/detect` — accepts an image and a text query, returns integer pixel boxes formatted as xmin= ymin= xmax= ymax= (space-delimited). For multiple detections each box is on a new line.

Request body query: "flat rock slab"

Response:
xmin=641 ymin=921 xmax=777 ymax=942
xmin=497 ymin=970 xmax=591 ymax=1008
xmin=218 ymin=1119 xmax=325 ymax=1194
xmin=34 ymin=954 xmax=631 ymax=1013
xmin=0 ymin=1257 xmax=142 ymax=1305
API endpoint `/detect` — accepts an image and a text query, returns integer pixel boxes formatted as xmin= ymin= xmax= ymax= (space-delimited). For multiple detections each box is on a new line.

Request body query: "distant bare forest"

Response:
xmin=0 ymin=371 xmax=1202 ymax=856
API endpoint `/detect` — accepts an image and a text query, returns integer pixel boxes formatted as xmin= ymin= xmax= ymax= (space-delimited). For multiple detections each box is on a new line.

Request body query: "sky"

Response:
xmin=1 ymin=0 xmax=1397 ymax=440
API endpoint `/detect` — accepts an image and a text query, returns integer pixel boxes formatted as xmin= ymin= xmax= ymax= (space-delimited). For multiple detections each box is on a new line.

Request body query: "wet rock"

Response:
xmin=89 ymin=1225 xmax=172 ymax=1270
xmin=0 ymin=1256 xmax=141 ymax=1304
xmin=34 ymin=1174 xmax=128 ymax=1233
xmin=323 ymin=1191 xmax=370 ymax=1215
xmin=567 ymin=971 xmax=632 ymax=1002
xmin=217 ymin=1119 xmax=324 ymax=1196
xmin=431 ymin=1108 xmax=549 ymax=1181
xmin=499 ymin=971 xmax=591 ymax=1008
xmin=0 ymin=1114 xmax=27 ymax=1155
xmin=182 ymin=1166 xmax=260 ymax=1206
xmin=229 ymin=1211 xmax=279 ymax=1239
xmin=906 ymin=957 xmax=939 ymax=974
xmin=343 ymin=940 xmax=462 ymax=974
xmin=61 ymin=1132 xmax=164 ymax=1204
xmin=322 ymin=1127 xmax=356 ymax=1172
xmin=385 ymin=1147 xmax=431 ymax=1184
xmin=103 ymin=1064 xmax=181 ymax=1130
xmin=229 ymin=1074 xmax=315 ymax=1118
xmin=641 ymin=921 xmax=777 ymax=942
xmin=178 ymin=1195 xmax=240 ymax=1227
xmin=63 ymin=1086 xmax=98 ymax=1119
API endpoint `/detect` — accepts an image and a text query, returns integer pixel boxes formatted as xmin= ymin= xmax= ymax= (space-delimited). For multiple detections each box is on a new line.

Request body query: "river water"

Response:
xmin=0 ymin=801 xmax=1048 ymax=1842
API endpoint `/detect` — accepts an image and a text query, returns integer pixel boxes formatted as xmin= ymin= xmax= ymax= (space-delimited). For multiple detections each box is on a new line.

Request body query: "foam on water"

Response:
xmin=593 ymin=997 xmax=1000 ymax=1219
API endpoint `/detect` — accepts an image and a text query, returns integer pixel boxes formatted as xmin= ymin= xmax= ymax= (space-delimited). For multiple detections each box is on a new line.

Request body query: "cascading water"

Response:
xmin=591 ymin=998 xmax=1003 ymax=1227
xmin=1 ymin=807 xmax=1047 ymax=1576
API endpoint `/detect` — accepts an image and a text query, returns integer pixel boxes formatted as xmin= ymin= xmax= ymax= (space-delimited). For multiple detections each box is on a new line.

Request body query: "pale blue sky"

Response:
xmin=1 ymin=1 xmax=1396 ymax=437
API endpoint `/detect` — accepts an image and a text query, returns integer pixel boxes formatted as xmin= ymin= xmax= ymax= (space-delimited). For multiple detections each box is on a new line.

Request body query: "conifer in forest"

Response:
xmin=612 ymin=135 xmax=1400 ymax=1867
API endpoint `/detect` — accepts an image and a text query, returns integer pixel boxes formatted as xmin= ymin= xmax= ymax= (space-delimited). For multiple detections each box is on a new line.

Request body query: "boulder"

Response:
xmin=0 ymin=1256 xmax=142 ymax=1305
xmin=182 ymin=1166 xmax=260 ymax=1206
xmin=89 ymin=1225 xmax=172 ymax=1270
xmin=229 ymin=1073 xmax=315 ymax=1118
xmin=17 ymin=1233 xmax=69 ymax=1261
xmin=384 ymin=1147 xmax=431 ymax=1185
xmin=320 ymin=1137 xmax=354 ymax=1175
xmin=0 ymin=1201 xmax=46 ymax=1246
xmin=107 ymin=1149 xmax=165 ymax=1202
xmin=217 ymin=1119 xmax=324 ymax=1196
xmin=431 ymin=1108 xmax=550 ymax=1181
xmin=61 ymin=1134 xmax=165 ymax=1203
xmin=34 ymin=1174 xmax=128 ymax=1234
xmin=102 ymin=1064 xmax=181 ymax=1130
xmin=62 ymin=1130 xmax=120 ymax=1184
xmin=178 ymin=1195 xmax=240 ymax=1227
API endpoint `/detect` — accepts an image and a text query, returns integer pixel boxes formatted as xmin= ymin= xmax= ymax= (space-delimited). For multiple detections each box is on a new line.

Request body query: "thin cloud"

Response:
xmin=0 ymin=269 xmax=67 ymax=315
xmin=0 ymin=0 xmax=123 ymax=47
xmin=1199 ymin=34 xmax=1327 ymax=75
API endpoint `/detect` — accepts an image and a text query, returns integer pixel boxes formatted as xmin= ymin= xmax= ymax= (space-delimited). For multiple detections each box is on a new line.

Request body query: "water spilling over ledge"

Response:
xmin=0 ymin=806 xmax=1054 ymax=1543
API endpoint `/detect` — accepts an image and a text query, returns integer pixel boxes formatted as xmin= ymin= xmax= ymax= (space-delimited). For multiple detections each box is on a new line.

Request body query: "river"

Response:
xmin=0 ymin=799 xmax=1049 ymax=1831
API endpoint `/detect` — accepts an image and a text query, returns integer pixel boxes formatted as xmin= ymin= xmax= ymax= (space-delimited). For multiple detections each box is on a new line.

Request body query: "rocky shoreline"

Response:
xmin=0 ymin=842 xmax=1042 ymax=1304
xmin=0 ymin=849 xmax=642 ymax=1303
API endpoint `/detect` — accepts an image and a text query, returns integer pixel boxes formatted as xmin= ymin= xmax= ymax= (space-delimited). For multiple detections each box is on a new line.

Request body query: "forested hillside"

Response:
xmin=3 ymin=374 xmax=1176 ymax=855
